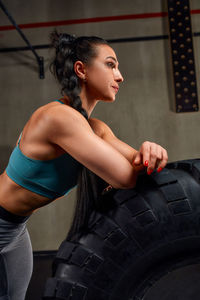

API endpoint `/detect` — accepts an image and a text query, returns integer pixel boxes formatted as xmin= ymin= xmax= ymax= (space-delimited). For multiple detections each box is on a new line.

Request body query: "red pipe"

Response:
xmin=0 ymin=10 xmax=199 ymax=32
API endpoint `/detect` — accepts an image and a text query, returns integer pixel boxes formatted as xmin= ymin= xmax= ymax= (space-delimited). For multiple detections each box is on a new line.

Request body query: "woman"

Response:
xmin=0 ymin=31 xmax=168 ymax=300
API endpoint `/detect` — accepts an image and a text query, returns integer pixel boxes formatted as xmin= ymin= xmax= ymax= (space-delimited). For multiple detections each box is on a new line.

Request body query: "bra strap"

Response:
xmin=17 ymin=132 xmax=22 ymax=145
xmin=55 ymin=99 xmax=64 ymax=104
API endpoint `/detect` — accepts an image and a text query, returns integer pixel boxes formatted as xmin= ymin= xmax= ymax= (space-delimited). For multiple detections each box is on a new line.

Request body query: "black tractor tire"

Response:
xmin=43 ymin=159 xmax=200 ymax=300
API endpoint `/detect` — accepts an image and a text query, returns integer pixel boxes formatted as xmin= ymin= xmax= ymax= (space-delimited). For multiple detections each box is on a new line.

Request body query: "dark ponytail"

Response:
xmin=50 ymin=30 xmax=88 ymax=119
xmin=50 ymin=30 xmax=109 ymax=241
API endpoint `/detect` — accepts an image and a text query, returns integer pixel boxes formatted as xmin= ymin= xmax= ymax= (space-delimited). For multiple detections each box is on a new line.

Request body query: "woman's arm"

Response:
xmin=89 ymin=118 xmax=168 ymax=175
xmin=47 ymin=106 xmax=143 ymax=189
xmin=89 ymin=118 xmax=138 ymax=162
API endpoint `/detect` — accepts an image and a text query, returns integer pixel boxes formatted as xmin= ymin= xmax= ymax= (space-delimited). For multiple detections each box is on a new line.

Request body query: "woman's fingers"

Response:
xmin=140 ymin=142 xmax=150 ymax=167
xmin=157 ymin=148 xmax=168 ymax=170
xmin=139 ymin=142 xmax=168 ymax=174
xmin=133 ymin=151 xmax=143 ymax=165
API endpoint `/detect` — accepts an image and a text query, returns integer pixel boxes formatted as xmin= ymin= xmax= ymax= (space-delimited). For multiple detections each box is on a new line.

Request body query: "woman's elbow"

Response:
xmin=112 ymin=176 xmax=137 ymax=190
xmin=121 ymin=180 xmax=136 ymax=189
xmin=118 ymin=164 xmax=145 ymax=189
xmin=107 ymin=164 xmax=142 ymax=190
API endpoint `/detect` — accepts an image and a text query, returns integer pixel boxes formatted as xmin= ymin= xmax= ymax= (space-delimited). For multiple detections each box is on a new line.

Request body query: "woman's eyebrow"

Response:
xmin=106 ymin=56 xmax=117 ymax=63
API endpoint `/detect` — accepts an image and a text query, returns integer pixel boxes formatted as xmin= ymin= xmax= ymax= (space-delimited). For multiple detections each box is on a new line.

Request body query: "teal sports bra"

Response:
xmin=6 ymin=100 xmax=80 ymax=199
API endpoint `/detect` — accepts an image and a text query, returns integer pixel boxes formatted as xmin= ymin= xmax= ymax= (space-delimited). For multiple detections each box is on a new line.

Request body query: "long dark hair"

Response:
xmin=50 ymin=30 xmax=109 ymax=241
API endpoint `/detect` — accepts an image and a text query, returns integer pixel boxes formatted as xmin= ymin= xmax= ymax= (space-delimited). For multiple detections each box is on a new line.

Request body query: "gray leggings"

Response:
xmin=0 ymin=211 xmax=33 ymax=300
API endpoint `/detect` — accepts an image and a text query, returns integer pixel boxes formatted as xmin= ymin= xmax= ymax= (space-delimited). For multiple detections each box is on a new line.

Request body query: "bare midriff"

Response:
xmin=0 ymin=171 xmax=54 ymax=216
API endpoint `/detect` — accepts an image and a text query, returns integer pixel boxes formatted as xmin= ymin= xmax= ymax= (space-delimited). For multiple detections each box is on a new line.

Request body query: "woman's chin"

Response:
xmin=101 ymin=96 xmax=116 ymax=103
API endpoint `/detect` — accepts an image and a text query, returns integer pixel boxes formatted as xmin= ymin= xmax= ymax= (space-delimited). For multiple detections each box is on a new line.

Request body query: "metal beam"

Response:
xmin=0 ymin=32 xmax=200 ymax=53
xmin=167 ymin=0 xmax=199 ymax=112
xmin=0 ymin=0 xmax=44 ymax=79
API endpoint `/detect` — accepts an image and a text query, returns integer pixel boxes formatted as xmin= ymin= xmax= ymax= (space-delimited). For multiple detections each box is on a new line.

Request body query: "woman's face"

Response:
xmin=83 ymin=44 xmax=124 ymax=102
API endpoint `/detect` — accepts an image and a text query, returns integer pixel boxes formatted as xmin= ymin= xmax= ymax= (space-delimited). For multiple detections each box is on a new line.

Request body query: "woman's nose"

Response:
xmin=114 ymin=69 xmax=124 ymax=83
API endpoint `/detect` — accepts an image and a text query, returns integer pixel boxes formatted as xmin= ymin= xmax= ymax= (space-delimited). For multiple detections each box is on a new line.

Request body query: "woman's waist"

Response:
xmin=0 ymin=172 xmax=54 ymax=216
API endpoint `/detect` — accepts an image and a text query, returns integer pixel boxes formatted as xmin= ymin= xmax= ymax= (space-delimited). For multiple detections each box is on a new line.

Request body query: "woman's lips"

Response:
xmin=112 ymin=86 xmax=119 ymax=93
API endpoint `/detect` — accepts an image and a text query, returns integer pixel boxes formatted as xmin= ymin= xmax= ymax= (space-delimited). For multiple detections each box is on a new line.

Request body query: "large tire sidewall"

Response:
xmin=44 ymin=159 xmax=200 ymax=300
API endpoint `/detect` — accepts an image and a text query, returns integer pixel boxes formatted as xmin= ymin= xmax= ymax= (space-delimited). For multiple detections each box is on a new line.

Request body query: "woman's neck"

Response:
xmin=79 ymin=88 xmax=99 ymax=117
xmin=61 ymin=93 xmax=98 ymax=118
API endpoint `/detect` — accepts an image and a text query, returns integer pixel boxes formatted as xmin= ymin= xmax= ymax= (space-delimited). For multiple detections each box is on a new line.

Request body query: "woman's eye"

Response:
xmin=107 ymin=62 xmax=115 ymax=68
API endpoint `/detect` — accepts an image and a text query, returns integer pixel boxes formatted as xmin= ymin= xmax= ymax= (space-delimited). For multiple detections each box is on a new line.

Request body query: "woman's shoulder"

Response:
xmin=37 ymin=100 xmax=86 ymax=124
xmin=24 ymin=100 xmax=88 ymax=140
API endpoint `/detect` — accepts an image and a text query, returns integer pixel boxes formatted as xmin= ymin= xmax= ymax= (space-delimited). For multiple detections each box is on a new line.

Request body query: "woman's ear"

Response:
xmin=74 ymin=61 xmax=87 ymax=81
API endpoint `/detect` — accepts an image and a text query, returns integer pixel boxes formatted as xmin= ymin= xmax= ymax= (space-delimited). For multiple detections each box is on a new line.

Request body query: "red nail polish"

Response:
xmin=144 ymin=160 xmax=149 ymax=167
xmin=157 ymin=167 xmax=163 ymax=173
xmin=147 ymin=169 xmax=153 ymax=175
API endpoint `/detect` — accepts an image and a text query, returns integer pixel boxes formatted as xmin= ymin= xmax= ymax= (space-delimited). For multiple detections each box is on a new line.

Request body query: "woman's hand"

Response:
xmin=133 ymin=141 xmax=168 ymax=175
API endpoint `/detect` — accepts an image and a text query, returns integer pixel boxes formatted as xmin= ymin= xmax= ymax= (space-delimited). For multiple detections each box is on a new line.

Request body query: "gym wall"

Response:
xmin=0 ymin=0 xmax=199 ymax=250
